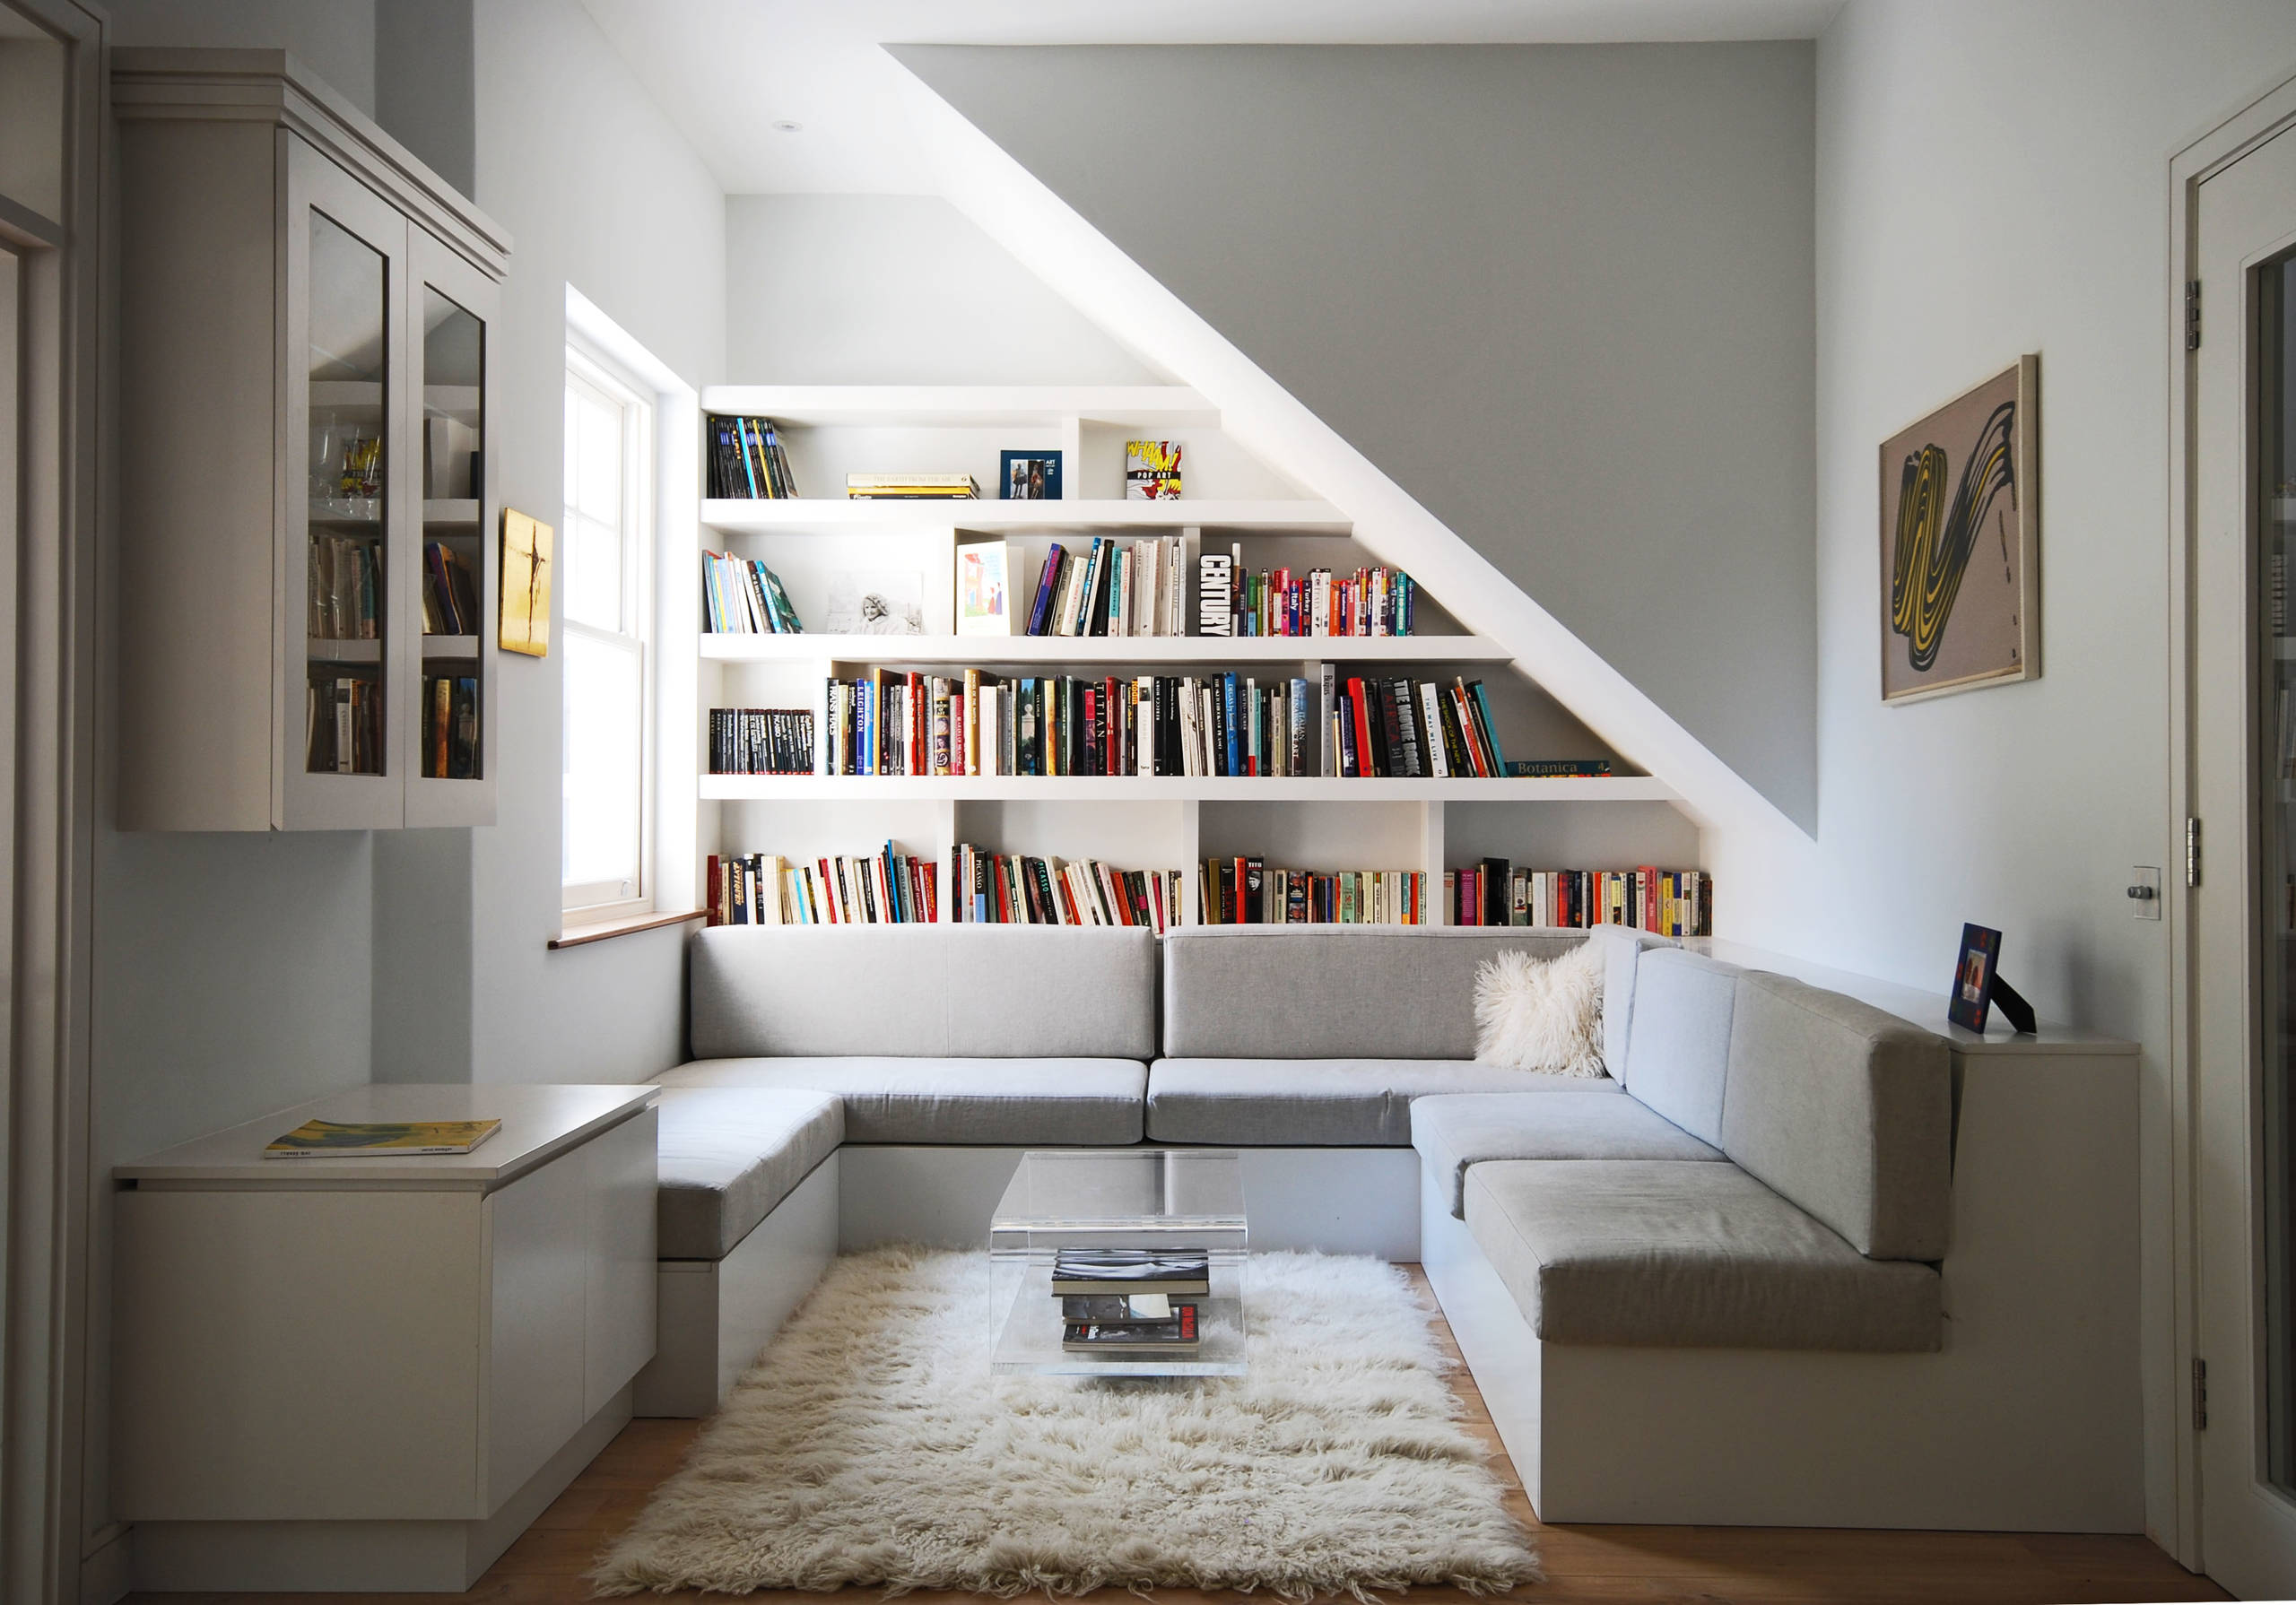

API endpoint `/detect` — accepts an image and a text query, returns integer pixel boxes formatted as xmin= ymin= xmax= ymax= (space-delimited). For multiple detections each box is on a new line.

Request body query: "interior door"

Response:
xmin=2193 ymin=117 xmax=2296 ymax=1598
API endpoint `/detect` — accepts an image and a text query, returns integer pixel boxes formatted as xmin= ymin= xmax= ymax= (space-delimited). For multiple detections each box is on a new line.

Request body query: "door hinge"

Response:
xmin=2187 ymin=817 xmax=2202 ymax=888
xmin=2187 ymin=280 xmax=2204 ymax=351
xmin=2194 ymin=1357 xmax=2209 ymax=1431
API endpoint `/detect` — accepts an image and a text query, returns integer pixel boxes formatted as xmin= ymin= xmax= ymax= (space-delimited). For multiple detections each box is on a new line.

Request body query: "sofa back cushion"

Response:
xmin=1162 ymin=927 xmax=1586 ymax=1059
xmin=1587 ymin=924 xmax=1678 ymax=1072
xmin=1721 ymin=969 xmax=1952 ymax=1261
xmin=1619 ymin=948 xmax=1740 ymax=1145
xmin=689 ymin=924 xmax=1157 ymax=1060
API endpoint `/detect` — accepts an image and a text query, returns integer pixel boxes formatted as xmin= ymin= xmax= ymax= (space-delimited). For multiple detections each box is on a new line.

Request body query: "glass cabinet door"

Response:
xmin=404 ymin=227 xmax=499 ymax=825
xmin=285 ymin=139 xmax=409 ymax=829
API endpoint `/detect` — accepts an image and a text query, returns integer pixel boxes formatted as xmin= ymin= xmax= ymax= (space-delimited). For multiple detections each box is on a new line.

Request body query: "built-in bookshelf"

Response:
xmin=674 ymin=385 xmax=1703 ymax=926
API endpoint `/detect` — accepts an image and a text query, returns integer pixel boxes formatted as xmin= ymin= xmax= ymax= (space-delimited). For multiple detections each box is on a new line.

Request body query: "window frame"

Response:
xmin=560 ymin=340 xmax=657 ymax=923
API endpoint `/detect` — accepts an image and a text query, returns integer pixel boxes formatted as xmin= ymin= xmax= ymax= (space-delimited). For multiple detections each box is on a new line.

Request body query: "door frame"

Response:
xmin=2170 ymin=66 xmax=2296 ymax=1575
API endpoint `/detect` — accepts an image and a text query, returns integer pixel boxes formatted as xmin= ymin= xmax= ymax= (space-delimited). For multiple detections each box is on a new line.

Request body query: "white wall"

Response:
xmin=1707 ymin=0 xmax=2296 ymax=1547
xmin=100 ymin=0 xmax=375 ymax=110
xmin=726 ymin=194 xmax=1156 ymax=385
xmin=894 ymin=42 xmax=1819 ymax=829
xmin=466 ymin=0 xmax=723 ymax=1083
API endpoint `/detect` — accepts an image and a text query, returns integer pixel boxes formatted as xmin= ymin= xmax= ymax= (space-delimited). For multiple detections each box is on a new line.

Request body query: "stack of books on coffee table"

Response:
xmin=1053 ymin=1247 xmax=1208 ymax=1355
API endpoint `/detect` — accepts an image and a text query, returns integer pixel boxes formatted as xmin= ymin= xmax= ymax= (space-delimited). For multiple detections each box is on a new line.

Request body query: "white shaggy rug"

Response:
xmin=593 ymin=1246 xmax=1540 ymax=1599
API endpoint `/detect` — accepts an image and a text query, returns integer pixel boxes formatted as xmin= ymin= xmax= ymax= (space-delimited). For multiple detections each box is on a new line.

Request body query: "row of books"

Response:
xmin=304 ymin=674 xmax=382 ymax=775
xmin=706 ymin=414 xmax=800 ymax=499
xmin=1054 ymin=1247 xmax=1206 ymax=1354
xmin=952 ymin=847 xmax=1181 ymax=932
xmin=847 ymin=473 xmax=977 ymax=500
xmin=821 ymin=672 xmax=1317 ymax=780
xmin=701 ymin=551 xmax=804 ymax=634
xmin=1332 ymin=672 xmax=1524 ymax=779
xmin=1201 ymin=552 xmax=1416 ymax=638
xmin=705 ymin=845 xmax=939 ymax=926
xmin=708 ymin=707 xmax=815 ymax=775
xmin=1201 ymin=860 xmax=1430 ymax=925
xmin=421 ymin=674 xmax=480 ymax=780
xmin=309 ymin=531 xmax=379 ymax=641
xmin=421 ymin=541 xmax=479 ymax=637
xmin=1446 ymin=861 xmax=1714 ymax=936
xmin=1025 ymin=536 xmax=1188 ymax=637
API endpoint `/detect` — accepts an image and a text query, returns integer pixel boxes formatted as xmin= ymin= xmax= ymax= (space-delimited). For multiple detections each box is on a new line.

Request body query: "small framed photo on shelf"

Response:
xmin=499 ymin=508 xmax=552 ymax=657
xmin=1000 ymin=450 xmax=1062 ymax=500
xmin=955 ymin=541 xmax=1013 ymax=637
xmin=1947 ymin=923 xmax=2003 ymax=1032
xmin=823 ymin=569 xmax=925 ymax=637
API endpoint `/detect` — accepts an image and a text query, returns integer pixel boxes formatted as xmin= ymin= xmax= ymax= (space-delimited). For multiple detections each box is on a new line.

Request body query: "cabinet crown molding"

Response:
xmin=111 ymin=47 xmax=510 ymax=280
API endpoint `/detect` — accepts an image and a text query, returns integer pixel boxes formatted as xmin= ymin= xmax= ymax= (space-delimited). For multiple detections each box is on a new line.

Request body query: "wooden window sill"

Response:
xmin=549 ymin=909 xmax=705 ymax=949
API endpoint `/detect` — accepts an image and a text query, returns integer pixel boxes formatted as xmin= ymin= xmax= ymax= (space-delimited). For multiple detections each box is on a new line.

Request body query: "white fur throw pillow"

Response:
xmin=1474 ymin=942 xmax=1606 ymax=1077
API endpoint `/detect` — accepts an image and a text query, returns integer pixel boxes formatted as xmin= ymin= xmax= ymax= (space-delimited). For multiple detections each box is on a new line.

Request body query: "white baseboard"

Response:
xmin=130 ymin=1384 xmax=633 ymax=1591
xmin=837 ymin=1144 xmax=1420 ymax=1258
xmin=636 ymin=1153 xmax=839 ymax=1417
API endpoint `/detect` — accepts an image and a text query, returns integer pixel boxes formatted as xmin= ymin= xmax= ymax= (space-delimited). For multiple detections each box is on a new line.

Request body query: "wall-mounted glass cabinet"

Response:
xmin=114 ymin=49 xmax=509 ymax=830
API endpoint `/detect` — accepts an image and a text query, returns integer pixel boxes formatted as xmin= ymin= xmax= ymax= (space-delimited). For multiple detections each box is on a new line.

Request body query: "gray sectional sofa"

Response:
xmin=629 ymin=919 xmax=2140 ymax=1534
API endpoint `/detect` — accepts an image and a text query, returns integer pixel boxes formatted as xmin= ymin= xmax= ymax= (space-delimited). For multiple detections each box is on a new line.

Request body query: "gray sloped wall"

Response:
xmin=895 ymin=42 xmax=1816 ymax=829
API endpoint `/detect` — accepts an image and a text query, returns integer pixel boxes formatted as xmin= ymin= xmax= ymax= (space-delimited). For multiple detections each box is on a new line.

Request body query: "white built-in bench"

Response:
xmin=629 ymin=922 xmax=2141 ymax=1537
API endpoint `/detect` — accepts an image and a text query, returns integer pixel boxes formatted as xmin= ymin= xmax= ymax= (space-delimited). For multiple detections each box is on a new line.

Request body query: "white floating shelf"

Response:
xmin=700 ymin=776 xmax=1674 ymax=803
xmin=700 ymin=634 xmax=1509 ymax=666
xmin=701 ymin=498 xmax=1349 ymax=535
xmin=699 ymin=384 xmax=1218 ymax=430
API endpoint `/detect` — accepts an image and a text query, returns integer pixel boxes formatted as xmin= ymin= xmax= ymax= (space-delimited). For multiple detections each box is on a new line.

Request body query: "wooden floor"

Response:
xmin=131 ymin=1268 xmax=2227 ymax=1605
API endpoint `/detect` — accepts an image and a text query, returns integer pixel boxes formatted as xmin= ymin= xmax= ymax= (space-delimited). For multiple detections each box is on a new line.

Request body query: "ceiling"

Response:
xmin=575 ymin=0 xmax=1845 ymax=195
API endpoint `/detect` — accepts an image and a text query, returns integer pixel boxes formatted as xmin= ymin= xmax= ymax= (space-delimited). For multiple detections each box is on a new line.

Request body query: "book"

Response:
xmin=845 ymin=473 xmax=978 ymax=499
xmin=1063 ymin=1293 xmax=1178 ymax=1321
xmin=705 ymin=415 xmax=800 ymax=499
xmin=1063 ymin=1302 xmax=1200 ymax=1352
xmin=1000 ymin=450 xmax=1061 ymax=500
xmin=265 ymin=1117 xmax=501 ymax=1158
xmin=955 ymin=541 xmax=1013 ymax=637
xmin=1125 ymin=438 xmax=1183 ymax=500
xmin=1200 ymin=863 xmax=1429 ymax=925
xmin=1051 ymin=1246 xmax=1211 ymax=1295
xmin=1507 ymin=759 xmax=1613 ymax=777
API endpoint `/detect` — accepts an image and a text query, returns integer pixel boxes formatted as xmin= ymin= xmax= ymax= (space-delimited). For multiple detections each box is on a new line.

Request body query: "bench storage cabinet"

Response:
xmin=113 ymin=1085 xmax=657 ymax=1592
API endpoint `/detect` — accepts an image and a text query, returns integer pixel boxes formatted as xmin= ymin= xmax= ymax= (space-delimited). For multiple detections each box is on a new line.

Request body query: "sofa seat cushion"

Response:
xmin=654 ymin=1087 xmax=844 ymax=1260
xmin=1146 ymin=1058 xmax=1618 ymax=1146
xmin=1464 ymin=1159 xmax=1942 ymax=1352
xmin=657 ymin=1057 xmax=1146 ymax=1145
xmin=1412 ymin=1090 xmax=1724 ymax=1219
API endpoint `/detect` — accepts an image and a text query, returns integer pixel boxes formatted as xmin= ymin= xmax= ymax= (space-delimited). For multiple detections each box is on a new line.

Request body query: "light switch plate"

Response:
xmin=2130 ymin=866 xmax=2162 ymax=920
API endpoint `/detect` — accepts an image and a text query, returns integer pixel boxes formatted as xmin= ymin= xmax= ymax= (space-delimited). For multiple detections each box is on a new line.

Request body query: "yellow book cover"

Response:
xmin=264 ymin=1118 xmax=502 ymax=1158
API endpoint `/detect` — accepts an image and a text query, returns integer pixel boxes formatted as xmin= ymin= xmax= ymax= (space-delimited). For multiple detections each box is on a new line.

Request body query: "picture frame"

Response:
xmin=955 ymin=540 xmax=1013 ymax=637
xmin=499 ymin=508 xmax=552 ymax=657
xmin=1000 ymin=450 xmax=1062 ymax=501
xmin=823 ymin=569 xmax=925 ymax=637
xmin=1879 ymin=355 xmax=2039 ymax=703
xmin=1947 ymin=924 xmax=2003 ymax=1033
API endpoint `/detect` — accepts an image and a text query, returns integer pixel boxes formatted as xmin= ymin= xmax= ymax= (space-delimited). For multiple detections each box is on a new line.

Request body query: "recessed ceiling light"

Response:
xmin=771 ymin=119 xmax=803 ymax=134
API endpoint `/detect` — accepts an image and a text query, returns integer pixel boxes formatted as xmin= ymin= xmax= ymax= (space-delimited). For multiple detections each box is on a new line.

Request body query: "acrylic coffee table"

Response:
xmin=987 ymin=1149 xmax=1248 ymax=1377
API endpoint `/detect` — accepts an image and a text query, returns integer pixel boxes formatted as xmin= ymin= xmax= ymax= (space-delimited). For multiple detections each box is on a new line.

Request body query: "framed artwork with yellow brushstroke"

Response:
xmin=500 ymin=508 xmax=552 ymax=657
xmin=1879 ymin=355 xmax=2039 ymax=703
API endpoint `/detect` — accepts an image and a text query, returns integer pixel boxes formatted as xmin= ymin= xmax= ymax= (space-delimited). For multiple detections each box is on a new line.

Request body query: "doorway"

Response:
xmin=2180 ymin=73 xmax=2296 ymax=1601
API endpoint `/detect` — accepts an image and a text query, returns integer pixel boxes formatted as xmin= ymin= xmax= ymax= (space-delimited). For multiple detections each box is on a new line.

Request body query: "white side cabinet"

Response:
xmin=113 ymin=1085 xmax=657 ymax=1592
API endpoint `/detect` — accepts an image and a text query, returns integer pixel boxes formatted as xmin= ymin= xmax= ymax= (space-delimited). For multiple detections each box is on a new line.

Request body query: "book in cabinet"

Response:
xmin=113 ymin=50 xmax=507 ymax=830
